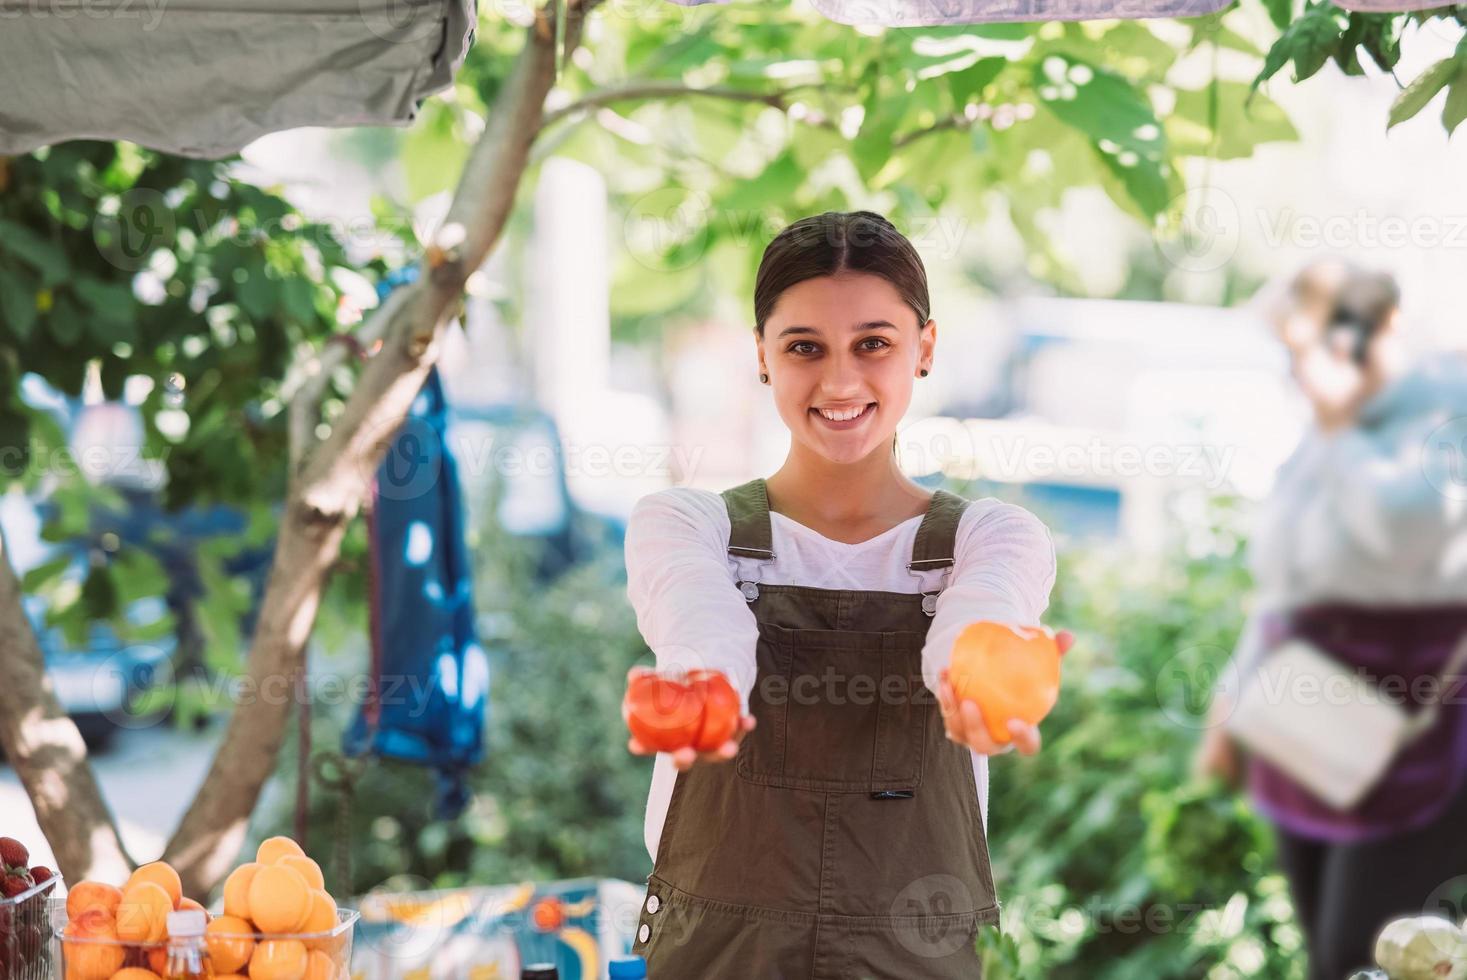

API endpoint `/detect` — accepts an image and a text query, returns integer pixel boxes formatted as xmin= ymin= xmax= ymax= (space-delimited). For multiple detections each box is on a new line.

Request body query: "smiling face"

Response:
xmin=757 ymin=272 xmax=934 ymax=465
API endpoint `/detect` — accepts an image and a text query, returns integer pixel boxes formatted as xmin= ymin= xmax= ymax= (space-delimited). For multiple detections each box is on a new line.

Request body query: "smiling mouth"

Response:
xmin=811 ymin=402 xmax=877 ymax=426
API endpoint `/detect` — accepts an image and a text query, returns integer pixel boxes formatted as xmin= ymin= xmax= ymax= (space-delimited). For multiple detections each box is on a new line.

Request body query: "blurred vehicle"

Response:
xmin=447 ymin=402 xmax=625 ymax=582
xmin=1 ymin=491 xmax=176 ymax=751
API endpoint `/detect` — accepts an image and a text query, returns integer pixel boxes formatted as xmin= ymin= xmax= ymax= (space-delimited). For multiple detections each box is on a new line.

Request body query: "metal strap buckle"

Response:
xmin=906 ymin=559 xmax=953 ymax=617
xmin=733 ymin=550 xmax=776 ymax=601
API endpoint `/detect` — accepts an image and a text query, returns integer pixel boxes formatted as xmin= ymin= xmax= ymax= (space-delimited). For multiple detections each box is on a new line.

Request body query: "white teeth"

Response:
xmin=818 ymin=404 xmax=870 ymax=422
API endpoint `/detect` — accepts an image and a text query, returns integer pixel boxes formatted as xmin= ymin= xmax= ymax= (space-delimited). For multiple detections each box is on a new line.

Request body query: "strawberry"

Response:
xmin=25 ymin=867 xmax=51 ymax=885
xmin=0 ymin=873 xmax=31 ymax=899
xmin=0 ymin=839 xmax=26 ymax=871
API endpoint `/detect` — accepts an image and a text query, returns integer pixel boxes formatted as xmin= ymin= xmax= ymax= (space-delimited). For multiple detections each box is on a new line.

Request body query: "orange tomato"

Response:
xmin=947 ymin=621 xmax=1062 ymax=744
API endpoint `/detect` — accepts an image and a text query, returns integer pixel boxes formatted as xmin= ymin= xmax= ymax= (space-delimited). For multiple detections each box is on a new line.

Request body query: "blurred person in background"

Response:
xmin=1195 ymin=258 xmax=1467 ymax=980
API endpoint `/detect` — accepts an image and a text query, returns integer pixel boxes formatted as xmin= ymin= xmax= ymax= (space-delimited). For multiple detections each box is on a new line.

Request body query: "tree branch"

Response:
xmin=538 ymin=81 xmax=840 ymax=132
xmin=160 ymin=0 xmax=600 ymax=898
xmin=0 ymin=526 xmax=133 ymax=884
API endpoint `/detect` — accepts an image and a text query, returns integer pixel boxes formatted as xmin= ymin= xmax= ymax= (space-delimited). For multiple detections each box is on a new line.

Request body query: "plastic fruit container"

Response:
xmin=54 ymin=906 xmax=359 ymax=979
xmin=0 ymin=875 xmax=60 ymax=980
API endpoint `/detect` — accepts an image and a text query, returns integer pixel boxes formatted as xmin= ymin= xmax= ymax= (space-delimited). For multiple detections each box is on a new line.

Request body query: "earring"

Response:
xmin=920 ymin=369 xmax=929 ymax=377
xmin=759 ymin=373 xmax=768 ymax=384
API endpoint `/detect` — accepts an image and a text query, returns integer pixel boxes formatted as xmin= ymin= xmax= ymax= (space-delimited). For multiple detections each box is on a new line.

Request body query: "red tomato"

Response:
xmin=624 ymin=668 xmax=741 ymax=753
xmin=688 ymin=669 xmax=739 ymax=752
xmin=624 ymin=671 xmax=707 ymax=751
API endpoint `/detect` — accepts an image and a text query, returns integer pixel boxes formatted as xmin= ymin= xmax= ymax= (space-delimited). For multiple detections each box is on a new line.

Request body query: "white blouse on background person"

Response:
xmin=624 ymin=486 xmax=1059 ymax=863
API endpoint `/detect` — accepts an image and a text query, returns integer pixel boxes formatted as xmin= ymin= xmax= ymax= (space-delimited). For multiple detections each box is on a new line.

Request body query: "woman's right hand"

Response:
xmin=623 ymin=666 xmax=757 ymax=772
xmin=1192 ymin=696 xmax=1243 ymax=789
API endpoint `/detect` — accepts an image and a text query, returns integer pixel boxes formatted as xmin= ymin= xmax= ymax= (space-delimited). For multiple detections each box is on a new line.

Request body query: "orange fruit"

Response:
xmin=179 ymin=896 xmax=210 ymax=921
xmin=147 ymin=947 xmax=168 ymax=973
xmin=279 ymin=854 xmax=325 ymax=891
xmin=256 ymin=836 xmax=306 ymax=866
xmin=251 ymin=938 xmax=308 ymax=980
xmin=112 ymin=969 xmax=163 ymax=980
xmin=222 ymin=862 xmax=261 ymax=921
xmin=205 ymin=914 xmax=257 ymax=972
xmin=947 ymin=621 xmax=1062 ymax=744
xmin=304 ymin=949 xmax=339 ymax=980
xmin=125 ymin=862 xmax=183 ymax=911
xmin=61 ymin=918 xmax=125 ymax=979
xmin=116 ymin=881 xmax=172 ymax=944
xmin=65 ymin=881 xmax=123 ymax=925
xmin=247 ymin=864 xmax=312 ymax=934
xmin=299 ymin=889 xmax=339 ymax=951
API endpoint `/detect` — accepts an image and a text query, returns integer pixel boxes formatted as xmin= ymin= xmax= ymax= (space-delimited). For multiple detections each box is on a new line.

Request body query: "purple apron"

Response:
xmin=1246 ymin=603 xmax=1467 ymax=843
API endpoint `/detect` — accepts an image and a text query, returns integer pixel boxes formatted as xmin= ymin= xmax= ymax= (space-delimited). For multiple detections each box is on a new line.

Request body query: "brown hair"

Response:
xmin=753 ymin=210 xmax=931 ymax=338
xmin=753 ymin=211 xmax=931 ymax=458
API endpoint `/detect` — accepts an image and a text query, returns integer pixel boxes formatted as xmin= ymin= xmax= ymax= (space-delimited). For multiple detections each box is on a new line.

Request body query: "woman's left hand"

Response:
xmin=937 ymin=629 xmax=1074 ymax=757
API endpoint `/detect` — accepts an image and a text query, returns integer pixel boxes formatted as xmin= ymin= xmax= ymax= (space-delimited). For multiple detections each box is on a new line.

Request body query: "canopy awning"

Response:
xmin=664 ymin=0 xmax=1427 ymax=22
xmin=0 ymin=0 xmax=475 ymax=159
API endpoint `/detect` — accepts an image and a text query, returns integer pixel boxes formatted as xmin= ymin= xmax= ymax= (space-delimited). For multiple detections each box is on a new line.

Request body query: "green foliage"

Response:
xmin=1254 ymin=1 xmax=1467 ymax=137
xmin=961 ymin=491 xmax=1304 ymax=977
xmin=376 ymin=7 xmax=1300 ymax=338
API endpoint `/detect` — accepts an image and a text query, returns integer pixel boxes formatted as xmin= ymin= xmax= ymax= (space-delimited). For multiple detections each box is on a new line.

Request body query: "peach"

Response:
xmin=256 ymin=837 xmax=305 ymax=866
xmin=116 ymin=881 xmax=171 ymax=944
xmin=247 ymin=864 xmax=312 ymax=934
xmin=205 ymin=914 xmax=257 ymax=973
xmin=251 ymin=938 xmax=308 ymax=980
xmin=222 ymin=862 xmax=261 ymax=921
xmin=125 ymin=862 xmax=182 ymax=911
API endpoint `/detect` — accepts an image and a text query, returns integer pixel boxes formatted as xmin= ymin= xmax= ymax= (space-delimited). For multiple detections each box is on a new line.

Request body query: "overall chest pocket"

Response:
xmin=737 ymin=623 xmax=934 ymax=793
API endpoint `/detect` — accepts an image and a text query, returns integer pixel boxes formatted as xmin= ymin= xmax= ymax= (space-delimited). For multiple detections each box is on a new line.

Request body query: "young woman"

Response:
xmin=622 ymin=210 xmax=1071 ymax=977
xmin=1196 ymin=260 xmax=1467 ymax=980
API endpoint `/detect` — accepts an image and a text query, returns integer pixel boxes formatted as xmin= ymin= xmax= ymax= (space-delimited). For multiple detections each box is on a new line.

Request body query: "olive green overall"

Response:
xmin=631 ymin=477 xmax=1000 ymax=979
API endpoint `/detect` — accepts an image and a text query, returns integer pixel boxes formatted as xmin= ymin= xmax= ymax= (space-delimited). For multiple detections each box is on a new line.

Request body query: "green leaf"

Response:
xmin=0 ymin=265 xmax=38 ymax=342
xmin=0 ymin=219 xmax=69 ymax=287
xmin=1445 ymin=69 xmax=1467 ymax=135
xmin=948 ymin=56 xmax=1007 ymax=107
xmin=1253 ymin=6 xmax=1349 ymax=90
xmin=1171 ymin=83 xmax=1298 ymax=159
xmin=1262 ymin=0 xmax=1294 ymax=31
xmin=47 ymin=292 xmax=85 ymax=347
xmin=74 ymin=278 xmax=138 ymax=346
xmin=1034 ymin=56 xmax=1165 ymax=159
xmin=1389 ymin=57 xmax=1458 ymax=128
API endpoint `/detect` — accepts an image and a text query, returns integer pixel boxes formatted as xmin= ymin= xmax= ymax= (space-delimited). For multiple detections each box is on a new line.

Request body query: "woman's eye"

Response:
xmin=789 ymin=342 xmax=817 ymax=354
xmin=861 ymin=338 xmax=891 ymax=351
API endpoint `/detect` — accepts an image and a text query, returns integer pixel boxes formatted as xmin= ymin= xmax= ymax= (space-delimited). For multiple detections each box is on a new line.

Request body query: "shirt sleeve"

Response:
xmin=624 ymin=488 xmax=760 ymax=715
xmin=1297 ymin=419 xmax=1463 ymax=564
xmin=920 ymin=501 xmax=1059 ymax=696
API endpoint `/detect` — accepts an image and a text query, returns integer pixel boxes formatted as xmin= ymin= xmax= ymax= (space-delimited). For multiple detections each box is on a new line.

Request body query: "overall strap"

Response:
xmin=909 ymin=489 xmax=968 ymax=615
xmin=909 ymin=489 xmax=967 ymax=572
xmin=720 ymin=478 xmax=775 ymax=601
xmin=720 ymin=478 xmax=774 ymax=560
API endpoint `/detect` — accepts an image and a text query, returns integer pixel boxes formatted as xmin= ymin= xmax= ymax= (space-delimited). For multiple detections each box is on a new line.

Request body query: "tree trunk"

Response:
xmin=159 ymin=0 xmax=599 ymax=899
xmin=0 ymin=524 xmax=133 ymax=883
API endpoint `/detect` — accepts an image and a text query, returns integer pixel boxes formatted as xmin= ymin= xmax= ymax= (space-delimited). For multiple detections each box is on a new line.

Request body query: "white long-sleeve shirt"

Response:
xmin=624 ymin=486 xmax=1059 ymax=863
